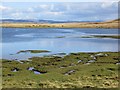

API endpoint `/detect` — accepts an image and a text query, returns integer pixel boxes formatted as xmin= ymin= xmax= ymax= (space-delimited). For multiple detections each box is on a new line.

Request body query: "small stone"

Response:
xmin=77 ymin=60 xmax=82 ymax=63
xmin=95 ymin=53 xmax=104 ymax=57
xmin=116 ymin=63 xmax=120 ymax=65
xmin=95 ymin=53 xmax=108 ymax=57
xmin=88 ymin=60 xmax=95 ymax=63
xmin=65 ymin=70 xmax=75 ymax=75
xmin=11 ymin=68 xmax=19 ymax=72
xmin=27 ymin=67 xmax=34 ymax=70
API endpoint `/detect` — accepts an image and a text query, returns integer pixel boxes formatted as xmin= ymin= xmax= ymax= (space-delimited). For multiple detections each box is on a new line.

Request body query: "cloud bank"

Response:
xmin=1 ymin=2 xmax=118 ymax=21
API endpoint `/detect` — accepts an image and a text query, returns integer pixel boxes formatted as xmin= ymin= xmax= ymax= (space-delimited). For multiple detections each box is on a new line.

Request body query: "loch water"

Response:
xmin=1 ymin=28 xmax=119 ymax=60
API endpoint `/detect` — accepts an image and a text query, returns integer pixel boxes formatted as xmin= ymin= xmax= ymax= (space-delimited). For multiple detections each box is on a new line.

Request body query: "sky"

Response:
xmin=0 ymin=1 xmax=119 ymax=21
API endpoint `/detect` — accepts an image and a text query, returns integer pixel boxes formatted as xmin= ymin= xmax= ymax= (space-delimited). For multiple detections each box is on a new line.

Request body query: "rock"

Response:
xmin=18 ymin=61 xmax=24 ymax=64
xmin=11 ymin=68 xmax=19 ymax=72
xmin=65 ymin=70 xmax=75 ymax=75
xmin=69 ymin=63 xmax=76 ymax=66
xmin=95 ymin=53 xmax=104 ymax=56
xmin=90 ymin=55 xmax=94 ymax=58
xmin=88 ymin=60 xmax=95 ymax=63
xmin=27 ymin=67 xmax=34 ymax=70
xmin=93 ymin=57 xmax=97 ymax=60
xmin=77 ymin=60 xmax=82 ymax=63
xmin=60 ymin=65 xmax=67 ymax=68
xmin=95 ymin=53 xmax=108 ymax=57
xmin=116 ymin=62 xmax=120 ymax=65
xmin=90 ymin=55 xmax=97 ymax=60
xmin=85 ymin=63 xmax=90 ymax=65
xmin=34 ymin=70 xmax=41 ymax=74
xmin=60 ymin=66 xmax=65 ymax=68
xmin=105 ymin=54 xmax=108 ymax=56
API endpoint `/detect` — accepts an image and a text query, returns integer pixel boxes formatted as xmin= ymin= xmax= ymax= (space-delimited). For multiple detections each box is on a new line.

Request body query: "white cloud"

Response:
xmin=0 ymin=5 xmax=12 ymax=10
xmin=39 ymin=4 xmax=49 ymax=9
xmin=36 ymin=4 xmax=52 ymax=11
xmin=27 ymin=8 xmax=34 ymax=12
xmin=45 ymin=11 xmax=63 ymax=16
xmin=11 ymin=12 xmax=23 ymax=19
xmin=1 ymin=2 xmax=118 ymax=21
xmin=101 ymin=2 xmax=117 ymax=8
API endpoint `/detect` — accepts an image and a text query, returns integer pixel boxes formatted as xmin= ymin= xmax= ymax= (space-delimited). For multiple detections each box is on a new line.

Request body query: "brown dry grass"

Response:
xmin=0 ymin=19 xmax=119 ymax=29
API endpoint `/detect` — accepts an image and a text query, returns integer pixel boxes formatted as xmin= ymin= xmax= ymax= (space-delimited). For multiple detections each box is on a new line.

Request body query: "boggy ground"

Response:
xmin=2 ymin=52 xmax=120 ymax=88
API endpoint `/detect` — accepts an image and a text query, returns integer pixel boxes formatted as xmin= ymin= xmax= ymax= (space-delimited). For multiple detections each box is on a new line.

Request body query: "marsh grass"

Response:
xmin=2 ymin=52 xmax=119 ymax=88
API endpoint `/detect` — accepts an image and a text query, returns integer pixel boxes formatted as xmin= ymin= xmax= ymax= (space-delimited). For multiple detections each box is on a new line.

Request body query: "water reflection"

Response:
xmin=1 ymin=28 xmax=119 ymax=60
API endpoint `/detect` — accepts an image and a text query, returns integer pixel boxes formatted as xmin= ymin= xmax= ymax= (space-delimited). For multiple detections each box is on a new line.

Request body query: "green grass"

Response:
xmin=2 ymin=52 xmax=119 ymax=88
xmin=81 ymin=35 xmax=120 ymax=39
xmin=93 ymin=35 xmax=120 ymax=39
xmin=55 ymin=36 xmax=66 ymax=38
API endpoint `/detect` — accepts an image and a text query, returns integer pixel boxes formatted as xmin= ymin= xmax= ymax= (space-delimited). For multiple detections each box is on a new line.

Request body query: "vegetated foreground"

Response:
xmin=2 ymin=52 xmax=119 ymax=88
xmin=0 ymin=19 xmax=119 ymax=29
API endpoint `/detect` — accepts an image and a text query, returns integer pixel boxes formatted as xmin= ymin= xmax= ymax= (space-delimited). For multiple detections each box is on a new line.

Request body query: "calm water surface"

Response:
xmin=1 ymin=28 xmax=119 ymax=60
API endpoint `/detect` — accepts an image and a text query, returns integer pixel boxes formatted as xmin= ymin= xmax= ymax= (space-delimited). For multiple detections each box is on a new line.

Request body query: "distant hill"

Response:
xmin=104 ymin=18 xmax=120 ymax=23
xmin=112 ymin=18 xmax=120 ymax=22
xmin=1 ymin=19 xmax=36 ymax=23
xmin=0 ymin=19 xmax=102 ymax=23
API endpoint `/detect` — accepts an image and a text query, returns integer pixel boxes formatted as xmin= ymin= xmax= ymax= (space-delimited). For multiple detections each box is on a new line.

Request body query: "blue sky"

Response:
xmin=0 ymin=2 xmax=118 ymax=21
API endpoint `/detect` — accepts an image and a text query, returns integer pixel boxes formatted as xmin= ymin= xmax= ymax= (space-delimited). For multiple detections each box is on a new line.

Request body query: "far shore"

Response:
xmin=0 ymin=19 xmax=119 ymax=29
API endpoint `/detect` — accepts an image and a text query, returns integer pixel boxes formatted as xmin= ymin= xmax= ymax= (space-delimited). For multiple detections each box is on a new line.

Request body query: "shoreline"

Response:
xmin=2 ymin=50 xmax=119 ymax=61
xmin=0 ymin=19 xmax=119 ymax=29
